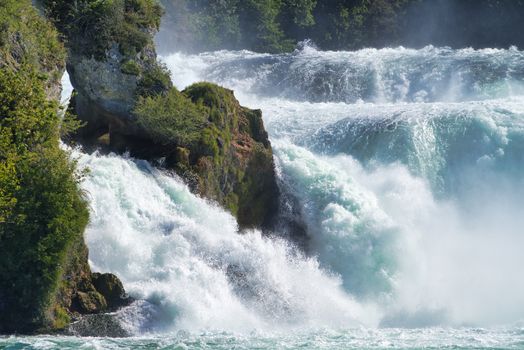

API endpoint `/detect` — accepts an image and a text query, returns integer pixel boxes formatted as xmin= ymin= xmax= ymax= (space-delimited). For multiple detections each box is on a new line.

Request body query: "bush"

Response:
xmin=133 ymin=87 xmax=207 ymax=147
xmin=121 ymin=59 xmax=141 ymax=75
xmin=136 ymin=62 xmax=172 ymax=96
xmin=0 ymin=0 xmax=65 ymax=86
xmin=44 ymin=0 xmax=163 ymax=59
xmin=0 ymin=67 xmax=89 ymax=333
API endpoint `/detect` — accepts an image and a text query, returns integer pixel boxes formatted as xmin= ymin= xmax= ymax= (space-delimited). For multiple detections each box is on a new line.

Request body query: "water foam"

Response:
xmin=56 ymin=44 xmax=524 ymax=335
xmin=74 ymin=149 xmax=378 ymax=333
xmin=162 ymin=44 xmax=524 ymax=104
xmin=159 ymin=45 xmax=524 ymax=327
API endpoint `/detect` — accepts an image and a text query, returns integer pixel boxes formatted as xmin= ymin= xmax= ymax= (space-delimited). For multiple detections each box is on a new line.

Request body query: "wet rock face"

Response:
xmin=92 ymin=273 xmax=132 ymax=310
xmin=68 ymin=45 xmax=139 ymax=121
xmin=68 ymin=313 xmax=130 ymax=337
xmin=74 ymin=291 xmax=107 ymax=314
xmin=67 ymin=43 xmax=162 ymax=142
xmin=70 ymin=273 xmax=132 ymax=315
xmin=59 ymin=237 xmax=131 ymax=317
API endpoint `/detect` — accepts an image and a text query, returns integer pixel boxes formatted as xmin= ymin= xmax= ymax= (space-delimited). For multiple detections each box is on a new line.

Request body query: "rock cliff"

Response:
xmin=0 ymin=0 xmax=130 ymax=334
xmin=46 ymin=0 xmax=279 ymax=229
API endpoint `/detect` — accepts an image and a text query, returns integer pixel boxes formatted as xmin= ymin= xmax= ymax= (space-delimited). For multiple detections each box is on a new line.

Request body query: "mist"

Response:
xmin=155 ymin=0 xmax=524 ymax=56
xmin=401 ymin=0 xmax=524 ymax=49
xmin=156 ymin=43 xmax=524 ymax=329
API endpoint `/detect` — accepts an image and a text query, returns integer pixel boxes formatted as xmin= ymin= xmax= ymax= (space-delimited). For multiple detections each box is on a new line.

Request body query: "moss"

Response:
xmin=136 ymin=62 xmax=173 ymax=96
xmin=75 ymin=291 xmax=107 ymax=314
xmin=199 ymin=126 xmax=222 ymax=159
xmin=121 ymin=59 xmax=141 ymax=75
xmin=0 ymin=0 xmax=65 ymax=91
xmin=224 ymin=192 xmax=240 ymax=217
xmin=44 ymin=0 xmax=163 ymax=60
xmin=133 ymin=87 xmax=207 ymax=147
xmin=52 ymin=306 xmax=71 ymax=330
xmin=91 ymin=273 xmax=129 ymax=309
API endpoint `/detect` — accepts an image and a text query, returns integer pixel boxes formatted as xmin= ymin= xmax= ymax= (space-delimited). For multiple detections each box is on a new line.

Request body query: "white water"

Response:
xmin=75 ymin=150 xmax=379 ymax=333
xmin=63 ymin=44 xmax=524 ymax=341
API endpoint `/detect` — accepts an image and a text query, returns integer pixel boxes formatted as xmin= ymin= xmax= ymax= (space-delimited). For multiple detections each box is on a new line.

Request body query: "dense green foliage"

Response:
xmin=0 ymin=0 xmax=65 ymax=92
xmin=134 ymin=82 xmax=241 ymax=150
xmin=134 ymin=87 xmax=207 ymax=146
xmin=0 ymin=67 xmax=89 ymax=333
xmin=0 ymin=0 xmax=89 ymax=333
xmin=136 ymin=62 xmax=173 ymax=96
xmin=309 ymin=0 xmax=410 ymax=50
xmin=132 ymin=82 xmax=277 ymax=227
xmin=44 ymin=0 xmax=163 ymax=58
xmin=158 ymin=0 xmax=524 ymax=53
xmin=158 ymin=0 xmax=411 ymax=53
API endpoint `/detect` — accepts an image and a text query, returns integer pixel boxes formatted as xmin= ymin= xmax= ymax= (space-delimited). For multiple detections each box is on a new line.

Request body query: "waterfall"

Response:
xmin=64 ymin=43 xmax=524 ymax=335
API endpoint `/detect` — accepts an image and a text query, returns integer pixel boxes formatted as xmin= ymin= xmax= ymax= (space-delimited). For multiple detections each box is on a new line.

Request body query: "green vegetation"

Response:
xmin=134 ymin=82 xmax=240 ymax=153
xmin=134 ymin=87 xmax=207 ymax=146
xmin=0 ymin=67 xmax=89 ymax=333
xmin=159 ymin=0 xmax=524 ymax=53
xmin=0 ymin=0 xmax=89 ymax=333
xmin=133 ymin=82 xmax=277 ymax=227
xmin=136 ymin=62 xmax=173 ymax=96
xmin=44 ymin=0 xmax=163 ymax=59
xmin=0 ymin=0 xmax=65 ymax=91
xmin=121 ymin=59 xmax=141 ymax=75
xmin=159 ymin=0 xmax=298 ymax=52
xmin=158 ymin=0 xmax=410 ymax=53
xmin=310 ymin=0 xmax=410 ymax=50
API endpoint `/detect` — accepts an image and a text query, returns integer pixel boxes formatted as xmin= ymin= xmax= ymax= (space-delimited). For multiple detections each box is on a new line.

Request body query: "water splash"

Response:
xmin=74 ymin=149 xmax=378 ymax=333
xmin=160 ymin=45 xmax=524 ymax=328
xmin=162 ymin=44 xmax=524 ymax=104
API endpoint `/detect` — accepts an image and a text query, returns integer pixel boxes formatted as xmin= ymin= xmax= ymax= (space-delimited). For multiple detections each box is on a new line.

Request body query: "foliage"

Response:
xmin=0 ymin=67 xmax=89 ymax=333
xmin=136 ymin=61 xmax=173 ymax=96
xmin=121 ymin=59 xmax=141 ymax=75
xmin=133 ymin=87 xmax=207 ymax=147
xmin=160 ymin=0 xmax=524 ymax=52
xmin=0 ymin=0 xmax=65 ymax=89
xmin=159 ymin=0 xmax=410 ymax=53
xmin=159 ymin=0 xmax=296 ymax=53
xmin=44 ymin=0 xmax=163 ymax=59
xmin=309 ymin=0 xmax=411 ymax=50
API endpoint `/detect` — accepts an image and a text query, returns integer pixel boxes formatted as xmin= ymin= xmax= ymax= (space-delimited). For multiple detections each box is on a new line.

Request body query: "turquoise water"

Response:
xmin=3 ymin=327 xmax=524 ymax=349
xmin=32 ymin=45 xmax=524 ymax=348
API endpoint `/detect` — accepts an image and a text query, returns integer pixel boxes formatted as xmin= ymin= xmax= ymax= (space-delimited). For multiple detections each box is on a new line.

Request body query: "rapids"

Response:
xmin=21 ymin=44 xmax=524 ymax=349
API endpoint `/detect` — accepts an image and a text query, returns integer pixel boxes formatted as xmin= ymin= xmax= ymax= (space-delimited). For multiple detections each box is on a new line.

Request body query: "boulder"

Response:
xmin=74 ymin=291 xmax=107 ymax=314
xmin=92 ymin=273 xmax=132 ymax=310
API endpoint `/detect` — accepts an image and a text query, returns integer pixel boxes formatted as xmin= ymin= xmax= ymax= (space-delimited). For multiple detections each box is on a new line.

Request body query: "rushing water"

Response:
xmin=4 ymin=44 xmax=524 ymax=349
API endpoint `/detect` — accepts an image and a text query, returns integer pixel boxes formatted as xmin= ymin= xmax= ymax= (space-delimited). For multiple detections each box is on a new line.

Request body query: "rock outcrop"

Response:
xmin=51 ymin=0 xmax=279 ymax=229
xmin=0 ymin=0 xmax=131 ymax=334
xmin=121 ymin=83 xmax=279 ymax=228
xmin=58 ymin=237 xmax=132 ymax=317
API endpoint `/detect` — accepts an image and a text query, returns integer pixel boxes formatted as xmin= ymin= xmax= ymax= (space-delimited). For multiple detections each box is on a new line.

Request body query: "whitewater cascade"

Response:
xmin=69 ymin=44 xmax=524 ymax=335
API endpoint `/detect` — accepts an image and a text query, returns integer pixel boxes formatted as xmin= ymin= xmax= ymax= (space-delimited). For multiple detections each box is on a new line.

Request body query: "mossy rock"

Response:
xmin=92 ymin=273 xmax=131 ymax=310
xmin=121 ymin=59 xmax=141 ymax=76
xmin=74 ymin=291 xmax=107 ymax=314
xmin=131 ymin=82 xmax=279 ymax=229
